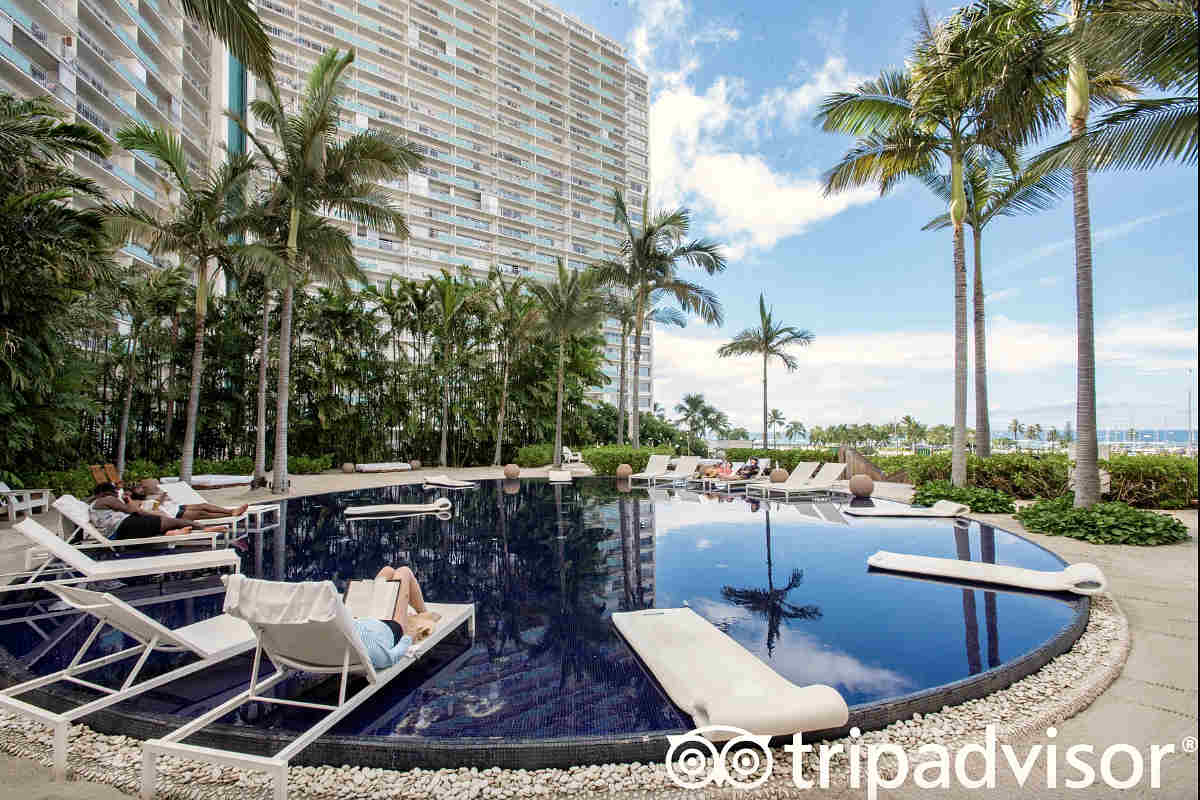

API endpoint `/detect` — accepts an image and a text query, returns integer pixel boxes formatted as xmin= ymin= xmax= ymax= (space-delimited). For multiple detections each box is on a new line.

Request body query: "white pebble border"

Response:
xmin=0 ymin=595 xmax=1128 ymax=800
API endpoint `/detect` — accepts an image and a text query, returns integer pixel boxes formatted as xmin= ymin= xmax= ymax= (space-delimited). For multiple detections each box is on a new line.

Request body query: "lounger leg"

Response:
xmin=141 ymin=745 xmax=157 ymax=799
xmin=52 ymin=722 xmax=67 ymax=781
xmin=274 ymin=764 xmax=288 ymax=800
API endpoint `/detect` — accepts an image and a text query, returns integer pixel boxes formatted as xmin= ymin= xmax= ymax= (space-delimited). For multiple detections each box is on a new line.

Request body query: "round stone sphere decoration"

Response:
xmin=849 ymin=473 xmax=875 ymax=497
xmin=503 ymin=463 xmax=520 ymax=479
xmin=409 ymin=459 xmax=422 ymax=470
xmin=615 ymin=463 xmax=633 ymax=479
xmin=341 ymin=462 xmax=355 ymax=474
xmin=770 ymin=467 xmax=788 ymax=483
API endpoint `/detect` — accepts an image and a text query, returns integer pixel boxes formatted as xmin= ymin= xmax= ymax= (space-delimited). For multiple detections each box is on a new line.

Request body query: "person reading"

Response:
xmin=130 ymin=478 xmax=248 ymax=522
xmin=352 ymin=566 xmax=442 ymax=669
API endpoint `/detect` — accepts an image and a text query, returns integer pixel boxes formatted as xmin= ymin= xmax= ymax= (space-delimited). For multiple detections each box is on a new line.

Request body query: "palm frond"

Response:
xmin=815 ymin=70 xmax=914 ymax=136
xmin=1032 ymin=96 xmax=1198 ymax=172
xmin=177 ymin=0 xmax=273 ymax=77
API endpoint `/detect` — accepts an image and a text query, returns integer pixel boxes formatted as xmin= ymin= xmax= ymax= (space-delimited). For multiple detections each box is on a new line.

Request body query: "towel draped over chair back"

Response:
xmin=222 ymin=574 xmax=377 ymax=680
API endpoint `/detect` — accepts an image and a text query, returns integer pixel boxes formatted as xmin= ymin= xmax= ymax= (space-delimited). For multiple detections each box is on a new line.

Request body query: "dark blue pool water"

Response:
xmin=0 ymin=479 xmax=1081 ymax=742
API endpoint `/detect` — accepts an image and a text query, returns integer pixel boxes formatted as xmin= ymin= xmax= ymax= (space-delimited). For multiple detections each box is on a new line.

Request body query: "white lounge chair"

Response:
xmin=630 ymin=454 xmax=671 ymax=485
xmin=752 ymin=462 xmax=846 ymax=500
xmin=867 ymin=551 xmax=1108 ymax=596
xmin=52 ymin=495 xmax=227 ymax=554
xmin=548 ymin=470 xmax=572 ymax=483
xmin=746 ymin=462 xmax=821 ymax=499
xmin=1 ymin=480 xmax=53 ymax=522
xmin=423 ymin=474 xmax=476 ymax=489
xmin=160 ymin=482 xmax=276 ymax=531
xmin=10 ymin=519 xmax=240 ymax=586
xmin=140 ymin=575 xmax=474 ymax=800
xmin=354 ymin=461 xmax=413 ymax=473
xmin=561 ymin=447 xmax=582 ymax=464
xmin=694 ymin=462 xmax=744 ymax=491
xmin=653 ymin=456 xmax=700 ymax=486
xmin=0 ymin=584 xmax=255 ymax=780
xmin=160 ymin=474 xmax=251 ymax=489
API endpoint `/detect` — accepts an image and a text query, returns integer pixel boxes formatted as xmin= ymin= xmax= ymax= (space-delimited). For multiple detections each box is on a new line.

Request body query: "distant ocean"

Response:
xmin=1097 ymin=429 xmax=1197 ymax=444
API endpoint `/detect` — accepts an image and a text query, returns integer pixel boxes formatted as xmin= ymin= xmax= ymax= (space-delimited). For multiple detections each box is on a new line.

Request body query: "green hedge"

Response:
xmin=515 ymin=443 xmax=556 ymax=467
xmin=581 ymin=445 xmax=674 ymax=475
xmin=723 ymin=448 xmax=838 ymax=473
xmin=1016 ymin=495 xmax=1190 ymax=546
xmin=22 ymin=454 xmax=331 ymax=497
xmin=1105 ymin=455 xmax=1197 ymax=510
xmin=912 ymin=480 xmax=1017 ymax=513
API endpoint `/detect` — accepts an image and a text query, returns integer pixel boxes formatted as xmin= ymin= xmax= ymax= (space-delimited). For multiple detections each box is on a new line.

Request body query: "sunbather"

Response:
xmin=89 ymin=483 xmax=225 ymax=540
xmin=355 ymin=566 xmax=442 ymax=668
xmin=131 ymin=478 xmax=248 ymax=521
xmin=736 ymin=458 xmax=761 ymax=479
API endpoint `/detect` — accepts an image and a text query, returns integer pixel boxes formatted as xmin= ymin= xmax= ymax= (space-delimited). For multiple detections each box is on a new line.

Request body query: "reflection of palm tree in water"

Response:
xmin=618 ymin=497 xmax=649 ymax=611
xmin=979 ymin=524 xmax=1000 ymax=668
xmin=720 ymin=508 xmax=821 ymax=657
xmin=955 ymin=523 xmax=983 ymax=675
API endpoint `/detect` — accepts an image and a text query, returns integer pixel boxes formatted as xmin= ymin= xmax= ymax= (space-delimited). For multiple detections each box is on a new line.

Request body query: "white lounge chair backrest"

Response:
xmin=639 ymin=454 xmax=670 ymax=475
xmin=222 ymin=574 xmax=377 ymax=682
xmin=672 ymin=456 xmax=701 ymax=476
xmin=43 ymin=584 xmax=197 ymax=651
xmin=162 ymin=481 xmax=206 ymax=506
xmin=14 ymin=518 xmax=99 ymax=573
xmin=786 ymin=462 xmax=820 ymax=484
xmin=52 ymin=495 xmax=110 ymax=543
xmin=807 ymin=462 xmax=847 ymax=485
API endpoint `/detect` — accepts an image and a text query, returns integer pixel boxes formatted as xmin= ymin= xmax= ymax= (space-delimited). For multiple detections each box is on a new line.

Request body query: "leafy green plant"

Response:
xmin=1017 ymin=495 xmax=1190 ymax=546
xmin=515 ymin=443 xmax=556 ymax=467
xmin=912 ymin=479 xmax=1016 ymax=513
xmin=580 ymin=445 xmax=674 ymax=475
xmin=285 ymin=455 xmax=332 ymax=474
xmin=1104 ymin=455 xmax=1197 ymax=510
xmin=723 ymin=448 xmax=838 ymax=473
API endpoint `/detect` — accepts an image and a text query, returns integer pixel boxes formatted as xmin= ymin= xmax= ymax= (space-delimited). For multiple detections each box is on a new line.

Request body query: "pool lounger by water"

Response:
xmin=345 ymin=498 xmax=452 ymax=516
xmin=867 ymin=551 xmax=1108 ymax=595
xmin=612 ymin=607 xmax=848 ymax=739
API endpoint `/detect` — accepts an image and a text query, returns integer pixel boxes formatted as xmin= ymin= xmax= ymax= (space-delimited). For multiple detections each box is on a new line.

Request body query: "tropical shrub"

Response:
xmin=723 ymin=448 xmax=838 ymax=473
xmin=581 ymin=445 xmax=674 ymax=475
xmin=1016 ymin=495 xmax=1189 ymax=546
xmin=1104 ymin=455 xmax=1197 ymax=510
xmin=286 ymin=454 xmax=333 ymax=474
xmin=871 ymin=453 xmax=1069 ymax=498
xmin=912 ymin=480 xmax=1017 ymax=513
xmin=515 ymin=443 xmax=556 ymax=467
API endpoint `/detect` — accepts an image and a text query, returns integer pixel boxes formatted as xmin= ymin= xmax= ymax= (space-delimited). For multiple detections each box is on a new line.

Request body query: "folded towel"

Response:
xmin=345 ymin=498 xmax=452 ymax=516
xmin=423 ymin=474 xmax=476 ymax=488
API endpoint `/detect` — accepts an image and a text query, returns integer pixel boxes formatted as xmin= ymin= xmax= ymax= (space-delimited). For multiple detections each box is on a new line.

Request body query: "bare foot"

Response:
xmin=234 ymin=504 xmax=249 ymax=515
xmin=202 ymin=526 xmax=228 ymax=533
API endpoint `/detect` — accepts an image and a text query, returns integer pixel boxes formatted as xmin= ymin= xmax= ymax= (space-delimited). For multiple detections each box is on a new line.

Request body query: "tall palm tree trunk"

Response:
xmin=1069 ymin=0 xmax=1099 ymax=507
xmin=180 ymin=286 xmax=207 ymax=484
xmin=761 ymin=353 xmax=769 ymax=450
xmin=553 ymin=334 xmax=566 ymax=468
xmin=492 ymin=357 xmax=510 ymax=465
xmin=253 ymin=299 xmax=271 ymax=486
xmin=116 ymin=343 xmax=136 ymax=474
xmin=630 ymin=301 xmax=645 ymax=448
xmin=972 ymin=229 xmax=991 ymax=457
xmin=951 ymin=221 xmax=969 ymax=487
xmin=271 ymin=284 xmax=294 ymax=493
xmin=955 ymin=526 xmax=982 ymax=674
xmin=616 ymin=328 xmax=628 ymax=444
xmin=439 ymin=342 xmax=451 ymax=467
xmin=164 ymin=311 xmax=180 ymax=447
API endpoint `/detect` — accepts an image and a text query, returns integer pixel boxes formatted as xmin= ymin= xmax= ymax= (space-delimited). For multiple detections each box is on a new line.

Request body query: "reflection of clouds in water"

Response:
xmin=689 ymin=598 xmax=913 ymax=696
xmin=696 ymin=538 xmax=713 ymax=550
xmin=715 ymin=563 xmax=728 ymax=568
xmin=465 ymin=692 xmax=506 ymax=718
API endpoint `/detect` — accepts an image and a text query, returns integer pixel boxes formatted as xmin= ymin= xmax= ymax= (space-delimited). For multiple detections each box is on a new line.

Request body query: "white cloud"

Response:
xmin=629 ymin=1 xmax=877 ymax=259
xmin=984 ymin=287 xmax=1021 ymax=303
xmin=651 ymin=307 xmax=1198 ymax=431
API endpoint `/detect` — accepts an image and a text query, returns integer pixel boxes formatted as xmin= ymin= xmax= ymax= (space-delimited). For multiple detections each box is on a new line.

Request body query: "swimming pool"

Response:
xmin=0 ymin=478 xmax=1087 ymax=768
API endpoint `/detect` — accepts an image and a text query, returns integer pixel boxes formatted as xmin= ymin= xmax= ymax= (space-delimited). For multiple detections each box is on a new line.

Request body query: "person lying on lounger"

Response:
xmin=354 ymin=566 xmax=442 ymax=669
xmin=89 ymin=483 xmax=227 ymax=540
xmin=736 ymin=458 xmax=761 ymax=479
xmin=130 ymin=478 xmax=248 ymax=522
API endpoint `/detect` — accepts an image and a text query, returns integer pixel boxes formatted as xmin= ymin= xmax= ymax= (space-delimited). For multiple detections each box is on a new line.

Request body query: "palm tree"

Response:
xmin=1029 ymin=422 xmax=1043 ymax=442
xmin=528 ymin=259 xmax=606 ymax=469
xmin=818 ymin=8 xmax=1065 ymax=486
xmin=606 ymin=291 xmax=686 ymax=444
xmin=721 ymin=509 xmax=821 ymax=657
xmin=179 ymin=0 xmax=272 ymax=78
xmin=428 ymin=271 xmax=485 ymax=467
xmin=717 ymin=293 xmax=814 ymax=449
xmin=489 ymin=272 xmax=540 ymax=465
xmin=674 ymin=393 xmax=707 ymax=455
xmin=112 ymin=262 xmax=188 ymax=473
xmin=786 ymin=420 xmax=807 ymax=445
xmin=595 ymin=190 xmax=726 ymax=447
xmin=106 ymin=124 xmax=257 ymax=483
xmin=921 ymin=152 xmax=1071 ymax=457
xmin=768 ymin=409 xmax=786 ymax=449
xmin=1009 ymin=418 xmax=1025 ymax=447
xmin=947 ymin=1 xmax=1139 ymax=505
xmin=229 ymin=48 xmax=422 ymax=492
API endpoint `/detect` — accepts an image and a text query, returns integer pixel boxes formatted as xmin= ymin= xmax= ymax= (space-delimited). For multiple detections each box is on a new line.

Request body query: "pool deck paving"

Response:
xmin=0 ymin=469 xmax=1195 ymax=799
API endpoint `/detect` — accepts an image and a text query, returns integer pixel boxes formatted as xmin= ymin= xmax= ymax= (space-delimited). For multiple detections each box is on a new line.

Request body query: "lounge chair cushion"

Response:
xmin=612 ymin=607 xmax=848 ymax=737
xmin=355 ymin=462 xmax=413 ymax=473
xmin=867 ymin=551 xmax=1108 ymax=595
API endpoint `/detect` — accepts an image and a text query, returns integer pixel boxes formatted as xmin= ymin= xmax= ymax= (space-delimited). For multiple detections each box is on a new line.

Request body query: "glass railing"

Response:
xmin=111 ymin=163 xmax=158 ymax=199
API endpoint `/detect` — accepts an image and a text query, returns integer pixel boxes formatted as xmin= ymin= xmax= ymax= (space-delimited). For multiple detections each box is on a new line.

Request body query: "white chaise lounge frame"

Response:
xmin=161 ymin=482 xmax=278 ymax=531
xmin=709 ymin=458 xmax=773 ymax=493
xmin=52 ymin=495 xmax=228 ymax=554
xmin=0 ymin=584 xmax=255 ymax=780
xmin=7 ymin=519 xmax=240 ymax=588
xmin=651 ymin=456 xmax=701 ymax=486
xmin=630 ymin=454 xmax=671 ymax=486
xmin=140 ymin=578 xmax=475 ymax=800
xmin=748 ymin=462 xmax=846 ymax=500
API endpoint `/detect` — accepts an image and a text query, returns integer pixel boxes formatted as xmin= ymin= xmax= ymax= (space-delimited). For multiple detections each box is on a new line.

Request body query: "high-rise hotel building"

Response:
xmin=1 ymin=0 xmax=653 ymax=412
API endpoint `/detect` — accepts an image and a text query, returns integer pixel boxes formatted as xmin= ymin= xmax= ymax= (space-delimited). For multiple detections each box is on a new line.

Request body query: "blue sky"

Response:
xmin=557 ymin=0 xmax=1198 ymax=435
